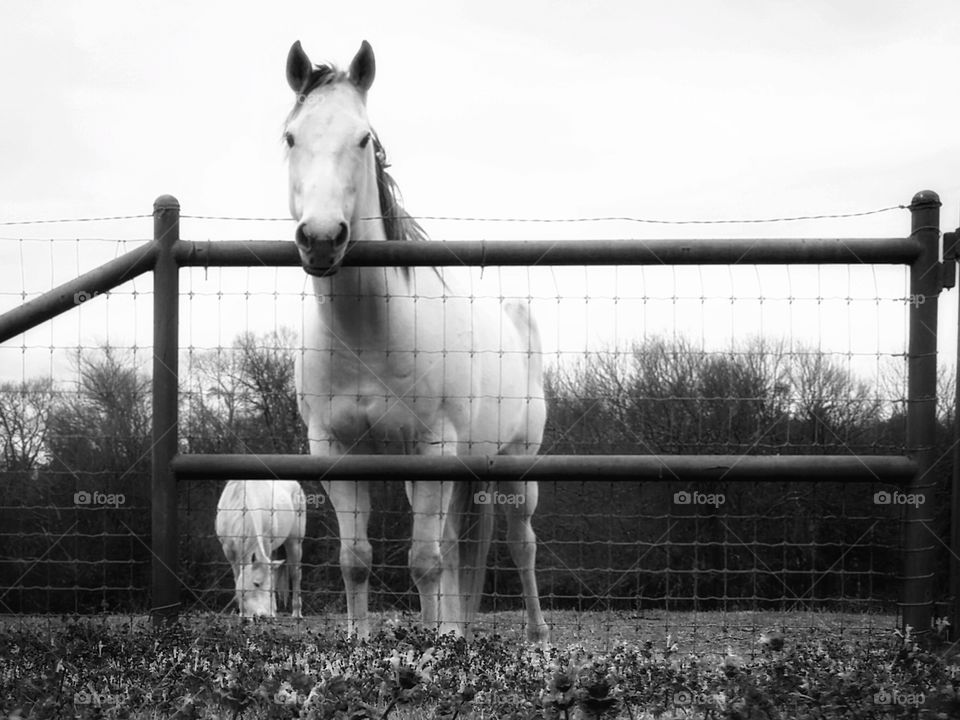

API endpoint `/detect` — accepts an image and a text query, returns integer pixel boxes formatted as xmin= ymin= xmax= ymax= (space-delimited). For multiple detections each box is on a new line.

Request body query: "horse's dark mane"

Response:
xmin=286 ymin=64 xmax=428 ymax=244
xmin=371 ymin=133 xmax=428 ymax=243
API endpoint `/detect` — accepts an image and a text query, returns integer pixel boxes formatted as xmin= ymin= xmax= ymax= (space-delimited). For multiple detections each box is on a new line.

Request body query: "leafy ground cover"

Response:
xmin=1 ymin=612 xmax=958 ymax=719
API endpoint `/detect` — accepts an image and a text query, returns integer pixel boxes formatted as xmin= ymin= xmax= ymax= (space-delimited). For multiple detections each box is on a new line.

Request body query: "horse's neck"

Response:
xmin=310 ymin=197 xmax=413 ymax=342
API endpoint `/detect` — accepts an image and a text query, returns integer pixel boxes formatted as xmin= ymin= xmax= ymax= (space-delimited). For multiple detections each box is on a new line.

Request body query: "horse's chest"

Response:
xmin=325 ymin=351 xmax=445 ymax=452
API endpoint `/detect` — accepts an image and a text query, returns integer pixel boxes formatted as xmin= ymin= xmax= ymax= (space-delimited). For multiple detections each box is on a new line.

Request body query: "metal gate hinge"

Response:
xmin=942 ymin=229 xmax=959 ymax=290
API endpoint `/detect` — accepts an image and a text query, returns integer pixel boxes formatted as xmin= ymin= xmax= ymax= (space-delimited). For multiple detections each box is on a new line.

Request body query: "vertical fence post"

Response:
xmin=948 ymin=222 xmax=960 ymax=638
xmin=151 ymin=194 xmax=180 ymax=626
xmin=902 ymin=189 xmax=941 ymax=635
xmin=953 ymin=242 xmax=960 ymax=638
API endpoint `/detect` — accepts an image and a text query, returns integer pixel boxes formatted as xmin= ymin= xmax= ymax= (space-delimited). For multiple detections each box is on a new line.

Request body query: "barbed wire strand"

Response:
xmin=0 ymin=214 xmax=152 ymax=226
xmin=0 ymin=204 xmax=906 ymax=228
xmin=180 ymin=205 xmax=906 ymax=225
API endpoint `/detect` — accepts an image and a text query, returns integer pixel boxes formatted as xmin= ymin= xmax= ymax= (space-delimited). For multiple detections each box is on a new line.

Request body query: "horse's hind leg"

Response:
xmin=323 ymin=480 xmax=372 ymax=637
xmin=499 ymin=480 xmax=549 ymax=644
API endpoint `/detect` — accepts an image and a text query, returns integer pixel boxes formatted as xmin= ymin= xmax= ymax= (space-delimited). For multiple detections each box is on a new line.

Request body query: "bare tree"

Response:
xmin=234 ymin=329 xmax=303 ymax=452
xmin=181 ymin=328 xmax=304 ymax=453
xmin=544 ymin=351 xmax=630 ymax=453
xmin=0 ymin=377 xmax=56 ymax=472
xmin=697 ymin=337 xmax=791 ymax=451
xmin=46 ymin=347 xmax=151 ymax=477
xmin=788 ymin=349 xmax=883 ymax=449
xmin=181 ymin=348 xmax=247 ymax=453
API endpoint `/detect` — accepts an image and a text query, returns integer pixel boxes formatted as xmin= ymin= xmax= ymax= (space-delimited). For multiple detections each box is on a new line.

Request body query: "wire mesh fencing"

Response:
xmin=0 ymin=204 xmax=953 ymax=651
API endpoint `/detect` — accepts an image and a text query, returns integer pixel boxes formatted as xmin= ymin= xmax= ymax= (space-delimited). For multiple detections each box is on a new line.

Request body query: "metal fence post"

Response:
xmin=902 ymin=189 xmax=941 ymax=635
xmin=949 ymin=224 xmax=960 ymax=638
xmin=151 ymin=194 xmax=180 ymax=626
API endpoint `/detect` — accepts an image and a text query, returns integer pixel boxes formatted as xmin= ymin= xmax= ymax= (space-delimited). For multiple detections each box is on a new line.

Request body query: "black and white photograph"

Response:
xmin=2 ymin=1 xmax=960 ymax=717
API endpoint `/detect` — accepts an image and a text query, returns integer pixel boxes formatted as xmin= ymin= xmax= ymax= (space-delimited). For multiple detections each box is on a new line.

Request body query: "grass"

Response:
xmin=1 ymin=610 xmax=957 ymax=719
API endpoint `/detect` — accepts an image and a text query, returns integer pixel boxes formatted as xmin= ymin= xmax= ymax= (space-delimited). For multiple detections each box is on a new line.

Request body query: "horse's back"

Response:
xmin=216 ymin=480 xmax=306 ymax=551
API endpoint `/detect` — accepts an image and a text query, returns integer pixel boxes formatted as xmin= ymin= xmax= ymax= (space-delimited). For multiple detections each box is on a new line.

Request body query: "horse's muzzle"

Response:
xmin=302 ymin=262 xmax=339 ymax=277
xmin=296 ymin=221 xmax=349 ymax=276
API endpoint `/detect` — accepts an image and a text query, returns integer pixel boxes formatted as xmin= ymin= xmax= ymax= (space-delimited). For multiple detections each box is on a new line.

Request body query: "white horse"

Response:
xmin=215 ymin=480 xmax=306 ymax=617
xmin=284 ymin=39 xmax=548 ymax=641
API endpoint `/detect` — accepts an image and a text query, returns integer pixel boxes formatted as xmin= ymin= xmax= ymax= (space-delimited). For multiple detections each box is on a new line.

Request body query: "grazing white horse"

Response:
xmin=284 ymin=39 xmax=549 ymax=642
xmin=215 ymin=480 xmax=306 ymax=618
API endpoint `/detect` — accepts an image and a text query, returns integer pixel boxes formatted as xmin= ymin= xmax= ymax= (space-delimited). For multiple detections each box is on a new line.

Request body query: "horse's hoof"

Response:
xmin=527 ymin=624 xmax=550 ymax=646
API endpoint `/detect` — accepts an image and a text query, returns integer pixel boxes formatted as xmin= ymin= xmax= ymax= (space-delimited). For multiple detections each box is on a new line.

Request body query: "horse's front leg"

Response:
xmin=285 ymin=501 xmax=306 ymax=619
xmin=222 ymin=542 xmax=243 ymax=615
xmin=406 ymin=480 xmax=462 ymax=636
xmin=322 ymin=480 xmax=372 ymax=638
xmin=288 ymin=538 xmax=303 ymax=619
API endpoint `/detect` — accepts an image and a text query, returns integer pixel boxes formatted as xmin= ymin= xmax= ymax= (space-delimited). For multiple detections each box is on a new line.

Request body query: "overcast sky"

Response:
xmin=2 ymin=1 xmax=959 ymax=392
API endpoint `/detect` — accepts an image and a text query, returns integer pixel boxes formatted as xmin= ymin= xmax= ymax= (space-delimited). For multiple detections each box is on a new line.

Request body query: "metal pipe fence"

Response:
xmin=0 ymin=190 xmax=948 ymax=640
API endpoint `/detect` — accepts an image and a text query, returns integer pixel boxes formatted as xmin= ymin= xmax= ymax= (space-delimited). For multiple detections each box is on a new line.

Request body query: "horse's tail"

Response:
xmin=454 ymin=481 xmax=495 ymax=633
xmin=503 ymin=299 xmax=546 ymax=451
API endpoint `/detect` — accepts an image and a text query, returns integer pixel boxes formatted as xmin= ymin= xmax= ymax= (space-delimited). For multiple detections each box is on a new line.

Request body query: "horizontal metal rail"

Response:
xmin=172 ymin=453 xmax=918 ymax=484
xmin=0 ymin=242 xmax=157 ymax=343
xmin=175 ymin=236 xmax=921 ymax=268
xmin=1 ymin=235 xmax=920 ymax=344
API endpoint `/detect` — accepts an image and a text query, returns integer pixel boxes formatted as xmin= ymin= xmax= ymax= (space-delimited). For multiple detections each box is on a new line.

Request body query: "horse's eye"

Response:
xmin=285 ymin=132 xmax=295 ymax=148
xmin=359 ymin=133 xmax=371 ymax=149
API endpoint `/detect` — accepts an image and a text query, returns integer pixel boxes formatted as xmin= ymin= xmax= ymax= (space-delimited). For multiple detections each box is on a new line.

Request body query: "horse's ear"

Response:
xmin=287 ymin=40 xmax=313 ymax=93
xmin=349 ymin=40 xmax=375 ymax=93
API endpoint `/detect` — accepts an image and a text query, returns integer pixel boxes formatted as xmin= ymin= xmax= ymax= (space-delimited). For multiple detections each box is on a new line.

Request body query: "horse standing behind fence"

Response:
xmin=283 ymin=39 xmax=549 ymax=642
xmin=216 ymin=480 xmax=306 ymax=618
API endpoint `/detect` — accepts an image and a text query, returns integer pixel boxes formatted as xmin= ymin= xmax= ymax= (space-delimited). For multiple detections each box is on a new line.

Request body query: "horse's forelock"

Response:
xmin=301 ymin=64 xmax=344 ymax=96
xmin=286 ymin=63 xmax=347 ymax=123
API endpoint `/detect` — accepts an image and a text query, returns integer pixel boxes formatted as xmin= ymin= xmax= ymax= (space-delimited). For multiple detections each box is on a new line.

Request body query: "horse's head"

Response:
xmin=236 ymin=551 xmax=283 ymax=617
xmin=284 ymin=40 xmax=379 ymax=276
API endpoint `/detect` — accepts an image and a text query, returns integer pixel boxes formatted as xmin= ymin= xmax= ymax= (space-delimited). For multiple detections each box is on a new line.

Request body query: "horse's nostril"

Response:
xmin=295 ymin=224 xmax=310 ymax=249
xmin=335 ymin=222 xmax=349 ymax=247
xmin=296 ymin=222 xmax=348 ymax=248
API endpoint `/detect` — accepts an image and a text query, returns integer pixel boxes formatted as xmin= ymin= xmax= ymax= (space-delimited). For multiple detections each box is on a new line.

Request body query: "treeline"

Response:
xmin=0 ymin=331 xmax=952 ymax=614
xmin=532 ymin=337 xmax=952 ymax=611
